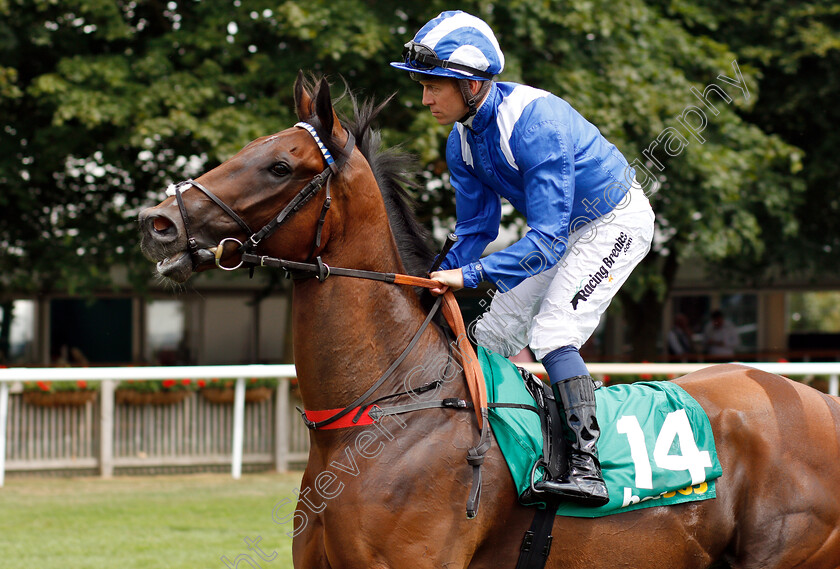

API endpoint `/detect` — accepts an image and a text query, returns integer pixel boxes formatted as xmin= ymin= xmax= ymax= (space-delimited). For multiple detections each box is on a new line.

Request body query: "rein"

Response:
xmin=268 ymin=249 xmax=493 ymax=520
xmin=171 ymin=121 xmax=491 ymax=518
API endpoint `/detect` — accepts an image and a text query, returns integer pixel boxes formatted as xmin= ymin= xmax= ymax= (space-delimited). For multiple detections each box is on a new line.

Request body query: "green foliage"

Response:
xmin=649 ymin=0 xmax=840 ymax=276
xmin=117 ymin=378 xmax=195 ymax=393
xmin=0 ymin=0 xmax=836 ymax=356
xmin=789 ymin=292 xmax=840 ymax=333
xmin=23 ymin=379 xmax=99 ymax=392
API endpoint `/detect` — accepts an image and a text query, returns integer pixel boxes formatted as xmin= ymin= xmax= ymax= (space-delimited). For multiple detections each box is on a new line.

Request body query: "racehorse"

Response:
xmin=139 ymin=73 xmax=840 ymax=569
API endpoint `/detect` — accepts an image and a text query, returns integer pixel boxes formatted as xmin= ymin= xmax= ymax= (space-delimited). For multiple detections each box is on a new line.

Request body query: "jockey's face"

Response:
xmin=419 ymin=77 xmax=468 ymax=125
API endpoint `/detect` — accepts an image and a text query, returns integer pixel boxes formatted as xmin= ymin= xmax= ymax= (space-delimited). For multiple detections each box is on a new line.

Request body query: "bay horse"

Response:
xmin=139 ymin=74 xmax=840 ymax=569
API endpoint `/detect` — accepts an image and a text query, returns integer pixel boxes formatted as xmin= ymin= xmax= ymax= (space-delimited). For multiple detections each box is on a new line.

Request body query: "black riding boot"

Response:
xmin=533 ymin=375 xmax=609 ymax=506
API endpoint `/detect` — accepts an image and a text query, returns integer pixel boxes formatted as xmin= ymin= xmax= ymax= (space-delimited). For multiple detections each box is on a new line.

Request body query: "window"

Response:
xmin=787 ymin=292 xmax=840 ymax=359
xmin=671 ymin=296 xmax=710 ymax=340
xmin=720 ymin=293 xmax=758 ymax=354
xmin=670 ymin=293 xmax=758 ymax=358
xmin=1 ymin=300 xmax=37 ymax=364
xmin=50 ymin=298 xmax=133 ymax=364
xmin=145 ymin=300 xmax=188 ymax=365
xmin=789 ymin=292 xmax=840 ymax=333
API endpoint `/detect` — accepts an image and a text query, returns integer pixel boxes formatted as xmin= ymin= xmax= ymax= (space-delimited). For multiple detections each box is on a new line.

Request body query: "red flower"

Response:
xmin=162 ymin=379 xmax=176 ymax=388
xmin=250 ymin=378 xmax=257 ymax=384
xmin=76 ymin=380 xmax=88 ymax=389
xmin=181 ymin=378 xmax=191 ymax=386
xmin=197 ymin=379 xmax=206 ymax=388
xmin=37 ymin=381 xmax=51 ymax=392
xmin=601 ymin=374 xmax=611 ymax=385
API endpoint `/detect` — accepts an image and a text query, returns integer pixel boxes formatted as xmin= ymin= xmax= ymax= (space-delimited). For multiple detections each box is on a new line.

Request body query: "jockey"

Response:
xmin=392 ymin=10 xmax=655 ymax=506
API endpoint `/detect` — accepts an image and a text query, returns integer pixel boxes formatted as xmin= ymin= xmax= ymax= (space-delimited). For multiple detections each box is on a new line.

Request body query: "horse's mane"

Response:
xmin=340 ymin=94 xmax=436 ymax=278
xmin=300 ymin=76 xmax=436 ymax=278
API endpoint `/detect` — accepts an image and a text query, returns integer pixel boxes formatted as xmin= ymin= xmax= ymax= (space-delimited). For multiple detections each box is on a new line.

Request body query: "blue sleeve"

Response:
xmin=438 ymin=129 xmax=501 ymax=287
xmin=478 ymin=118 xmax=574 ymax=290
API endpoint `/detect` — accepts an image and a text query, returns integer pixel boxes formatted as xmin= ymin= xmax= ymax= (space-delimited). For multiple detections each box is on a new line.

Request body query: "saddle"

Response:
xmin=478 ymin=346 xmax=723 ymax=568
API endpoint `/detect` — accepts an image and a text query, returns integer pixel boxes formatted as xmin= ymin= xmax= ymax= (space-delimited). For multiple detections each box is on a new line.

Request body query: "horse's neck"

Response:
xmin=288 ymin=171 xmax=448 ymax=411
xmin=291 ymin=265 xmax=447 ymax=413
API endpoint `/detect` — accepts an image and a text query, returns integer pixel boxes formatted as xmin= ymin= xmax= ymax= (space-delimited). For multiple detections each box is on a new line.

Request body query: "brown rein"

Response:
xmin=392 ymin=275 xmax=488 ymax=429
xmin=249 ymin=252 xmax=489 ymax=431
xmin=174 ymin=120 xmax=491 ymax=517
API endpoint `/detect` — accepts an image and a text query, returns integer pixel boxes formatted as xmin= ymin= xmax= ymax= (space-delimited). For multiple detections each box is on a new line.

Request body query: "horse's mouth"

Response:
xmin=155 ymin=246 xmax=216 ymax=282
xmin=155 ymin=251 xmax=193 ymax=283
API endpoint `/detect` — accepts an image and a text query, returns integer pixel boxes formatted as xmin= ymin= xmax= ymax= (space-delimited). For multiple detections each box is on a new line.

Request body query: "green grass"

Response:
xmin=0 ymin=472 xmax=304 ymax=569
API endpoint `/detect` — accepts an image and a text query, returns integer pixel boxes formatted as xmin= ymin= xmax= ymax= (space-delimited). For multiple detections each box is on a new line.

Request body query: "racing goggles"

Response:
xmin=401 ymin=41 xmax=494 ymax=80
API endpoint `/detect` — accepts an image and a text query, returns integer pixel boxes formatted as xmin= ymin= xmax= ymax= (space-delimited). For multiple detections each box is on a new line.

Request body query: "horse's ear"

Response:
xmin=314 ymin=77 xmax=343 ymax=139
xmin=294 ymin=70 xmax=313 ymax=121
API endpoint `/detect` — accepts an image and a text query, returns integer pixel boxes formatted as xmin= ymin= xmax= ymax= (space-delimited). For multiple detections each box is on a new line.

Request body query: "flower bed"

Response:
xmin=115 ymin=378 xmax=195 ymax=406
xmin=22 ymin=380 xmax=99 ymax=407
xmin=199 ymin=378 xmax=278 ymax=404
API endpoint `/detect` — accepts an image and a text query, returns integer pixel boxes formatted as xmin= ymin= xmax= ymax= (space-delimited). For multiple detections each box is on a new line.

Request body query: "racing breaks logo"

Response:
xmin=570 ymin=232 xmax=632 ymax=310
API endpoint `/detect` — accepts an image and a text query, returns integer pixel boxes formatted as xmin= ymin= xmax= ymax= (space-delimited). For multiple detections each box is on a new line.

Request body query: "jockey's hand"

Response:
xmin=429 ymin=268 xmax=464 ymax=296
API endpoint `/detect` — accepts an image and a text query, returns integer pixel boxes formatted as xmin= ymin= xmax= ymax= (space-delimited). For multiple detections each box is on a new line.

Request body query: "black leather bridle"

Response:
xmin=165 ymin=122 xmax=493 ymax=518
xmin=167 ymin=121 xmax=355 ymax=271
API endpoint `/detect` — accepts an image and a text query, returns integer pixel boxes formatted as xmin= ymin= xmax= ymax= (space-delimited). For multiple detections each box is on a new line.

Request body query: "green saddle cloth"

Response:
xmin=478 ymin=346 xmax=723 ymax=518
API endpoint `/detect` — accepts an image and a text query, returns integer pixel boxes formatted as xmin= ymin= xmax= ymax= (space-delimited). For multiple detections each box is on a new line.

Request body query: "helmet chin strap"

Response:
xmin=457 ymin=79 xmax=492 ymax=124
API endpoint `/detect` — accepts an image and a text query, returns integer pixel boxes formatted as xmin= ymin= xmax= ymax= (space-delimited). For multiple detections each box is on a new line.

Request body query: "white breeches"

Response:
xmin=473 ymin=184 xmax=655 ymax=360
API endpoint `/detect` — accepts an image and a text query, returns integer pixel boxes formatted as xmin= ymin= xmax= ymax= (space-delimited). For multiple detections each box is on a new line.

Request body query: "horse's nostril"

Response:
xmin=153 ymin=216 xmax=173 ymax=233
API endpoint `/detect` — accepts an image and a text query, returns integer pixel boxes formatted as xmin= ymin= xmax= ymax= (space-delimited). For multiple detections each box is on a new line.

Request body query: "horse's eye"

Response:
xmin=270 ymin=162 xmax=291 ymax=177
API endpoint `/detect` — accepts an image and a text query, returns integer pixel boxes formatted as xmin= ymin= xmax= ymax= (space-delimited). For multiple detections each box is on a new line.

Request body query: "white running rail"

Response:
xmin=1 ymin=362 xmax=838 ymax=487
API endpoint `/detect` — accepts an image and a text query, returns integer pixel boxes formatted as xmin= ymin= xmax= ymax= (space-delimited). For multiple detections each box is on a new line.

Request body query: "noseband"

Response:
xmin=164 ymin=122 xmax=493 ymax=519
xmin=167 ymin=121 xmax=355 ymax=270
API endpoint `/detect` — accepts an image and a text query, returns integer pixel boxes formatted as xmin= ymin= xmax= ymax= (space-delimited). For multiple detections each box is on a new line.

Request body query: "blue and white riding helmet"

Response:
xmin=390 ymin=10 xmax=505 ymax=82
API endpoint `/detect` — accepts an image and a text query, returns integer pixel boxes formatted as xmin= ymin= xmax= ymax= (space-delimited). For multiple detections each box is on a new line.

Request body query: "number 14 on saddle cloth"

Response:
xmin=478 ymin=346 xmax=723 ymax=518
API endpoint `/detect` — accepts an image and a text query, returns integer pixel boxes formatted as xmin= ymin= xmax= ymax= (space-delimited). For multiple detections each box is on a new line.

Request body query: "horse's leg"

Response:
xmin=291 ymin=468 xmax=332 ymax=569
xmin=292 ymin=523 xmax=330 ymax=569
xmin=306 ymin=420 xmax=526 ymax=568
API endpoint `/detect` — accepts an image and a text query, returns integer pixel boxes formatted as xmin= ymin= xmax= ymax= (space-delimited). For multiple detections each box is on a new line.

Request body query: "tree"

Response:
xmin=1 ymin=0 xmax=834 ymax=361
xmin=0 ymin=0 xmax=405 ymax=295
xmin=408 ymin=1 xmax=807 ymax=359
xmin=651 ymin=0 xmax=840 ymax=277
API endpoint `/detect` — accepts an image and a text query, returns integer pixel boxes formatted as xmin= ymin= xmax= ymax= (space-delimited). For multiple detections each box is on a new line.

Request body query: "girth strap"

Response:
xmin=466 ymin=410 xmax=491 ymax=519
xmin=367 ymin=400 xmax=538 ymax=420
xmin=515 ymin=499 xmax=561 ymax=569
